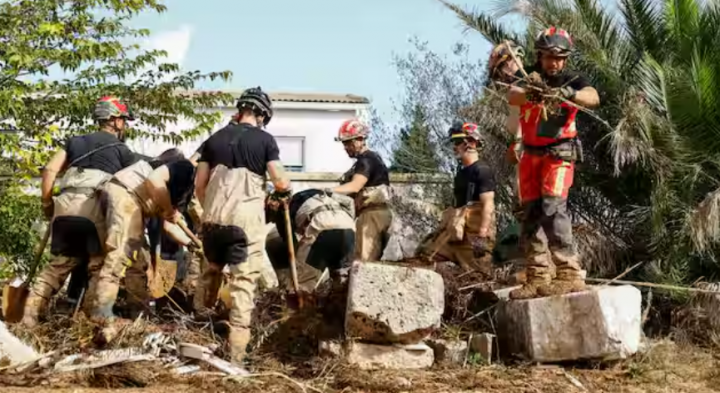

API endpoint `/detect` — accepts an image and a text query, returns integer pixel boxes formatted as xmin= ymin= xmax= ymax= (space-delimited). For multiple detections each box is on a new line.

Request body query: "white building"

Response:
xmin=126 ymin=91 xmax=371 ymax=173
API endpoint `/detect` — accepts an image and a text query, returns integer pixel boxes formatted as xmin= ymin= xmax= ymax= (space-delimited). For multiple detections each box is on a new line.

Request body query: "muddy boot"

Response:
xmin=228 ymin=326 xmax=251 ymax=365
xmin=21 ymin=294 xmax=47 ymax=328
xmin=509 ymin=280 xmax=549 ymax=300
xmin=537 ymin=270 xmax=587 ymax=297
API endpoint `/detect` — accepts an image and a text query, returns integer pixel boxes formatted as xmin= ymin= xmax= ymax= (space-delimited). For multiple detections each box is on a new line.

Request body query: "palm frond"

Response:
xmin=438 ymin=0 xmax=521 ymax=45
xmin=620 ymin=0 xmax=667 ymax=59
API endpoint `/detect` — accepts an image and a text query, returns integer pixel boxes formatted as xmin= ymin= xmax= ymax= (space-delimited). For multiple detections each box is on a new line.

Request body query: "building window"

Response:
xmin=275 ymin=136 xmax=305 ymax=172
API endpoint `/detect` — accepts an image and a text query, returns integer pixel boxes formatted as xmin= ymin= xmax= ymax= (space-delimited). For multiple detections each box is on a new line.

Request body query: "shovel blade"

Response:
xmin=148 ymin=258 xmax=178 ymax=299
xmin=2 ymin=282 xmax=29 ymax=323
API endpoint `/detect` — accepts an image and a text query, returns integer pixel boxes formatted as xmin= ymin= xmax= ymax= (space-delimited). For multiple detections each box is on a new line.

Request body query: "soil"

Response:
xmin=4 ymin=270 xmax=720 ymax=393
xmin=1 ymin=340 xmax=719 ymax=393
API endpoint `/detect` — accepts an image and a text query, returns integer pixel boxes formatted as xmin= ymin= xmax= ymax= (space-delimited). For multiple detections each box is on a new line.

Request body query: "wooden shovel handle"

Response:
xmin=177 ymin=219 xmax=202 ymax=248
xmin=283 ymin=201 xmax=303 ymax=308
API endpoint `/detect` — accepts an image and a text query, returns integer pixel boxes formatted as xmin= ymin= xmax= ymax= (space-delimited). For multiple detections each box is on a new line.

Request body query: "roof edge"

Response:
xmin=181 ymin=89 xmax=370 ymax=104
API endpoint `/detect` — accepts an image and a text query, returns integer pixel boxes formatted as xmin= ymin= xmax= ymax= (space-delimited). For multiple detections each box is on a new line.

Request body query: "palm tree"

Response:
xmin=440 ymin=0 xmax=720 ymax=284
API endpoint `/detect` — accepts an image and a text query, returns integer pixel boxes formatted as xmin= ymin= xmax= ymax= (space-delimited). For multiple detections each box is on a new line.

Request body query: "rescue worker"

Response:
xmin=331 ymin=119 xmax=392 ymax=262
xmin=22 ymin=96 xmax=137 ymax=327
xmin=194 ymin=86 xmax=292 ymax=364
xmin=418 ymin=123 xmax=497 ymax=276
xmin=487 ymin=41 xmax=525 ymax=166
xmin=506 ymin=27 xmax=600 ymax=299
xmin=85 ymin=146 xmax=197 ymax=322
xmin=266 ymin=189 xmax=355 ymax=292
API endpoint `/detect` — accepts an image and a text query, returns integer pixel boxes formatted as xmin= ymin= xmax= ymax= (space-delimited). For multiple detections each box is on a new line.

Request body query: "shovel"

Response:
xmin=283 ymin=201 xmax=304 ymax=309
xmin=2 ymin=225 xmax=51 ymax=323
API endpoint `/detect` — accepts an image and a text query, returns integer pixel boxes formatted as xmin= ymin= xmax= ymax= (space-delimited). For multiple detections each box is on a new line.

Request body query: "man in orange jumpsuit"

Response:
xmin=506 ymin=27 xmax=600 ymax=299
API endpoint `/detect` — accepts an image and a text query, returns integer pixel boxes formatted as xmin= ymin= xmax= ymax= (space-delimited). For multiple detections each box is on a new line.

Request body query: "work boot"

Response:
xmin=228 ymin=326 xmax=251 ymax=365
xmin=21 ymin=294 xmax=46 ymax=328
xmin=509 ymin=281 xmax=546 ymax=300
xmin=509 ymin=271 xmax=551 ymax=300
xmin=537 ymin=270 xmax=587 ymax=297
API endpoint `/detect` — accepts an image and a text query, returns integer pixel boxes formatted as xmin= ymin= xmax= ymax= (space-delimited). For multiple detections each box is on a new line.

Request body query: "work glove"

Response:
xmin=552 ymin=86 xmax=577 ymax=101
xmin=270 ymin=189 xmax=292 ymax=204
xmin=42 ymin=199 xmax=54 ymax=220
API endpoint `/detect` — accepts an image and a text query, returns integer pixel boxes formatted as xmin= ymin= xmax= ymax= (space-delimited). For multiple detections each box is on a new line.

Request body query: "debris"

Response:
xmin=470 ymin=333 xmax=495 ymax=364
xmin=179 ymin=342 xmax=249 ymax=376
xmin=345 ymin=262 xmax=444 ymax=344
xmin=173 ymin=364 xmax=201 ymax=375
xmin=318 ymin=340 xmax=343 ymax=358
xmin=345 ymin=342 xmax=434 ymax=370
xmin=561 ymin=370 xmax=587 ymax=391
xmin=497 ymin=285 xmax=642 ymax=362
xmin=53 ymin=348 xmax=155 ymax=372
xmin=0 ymin=321 xmax=40 ymax=367
xmin=426 ymin=338 xmax=468 ymax=365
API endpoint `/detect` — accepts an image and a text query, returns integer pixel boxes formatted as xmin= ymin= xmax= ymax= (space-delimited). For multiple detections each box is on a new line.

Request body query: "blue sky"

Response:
xmin=130 ymin=0 xmax=506 ymax=122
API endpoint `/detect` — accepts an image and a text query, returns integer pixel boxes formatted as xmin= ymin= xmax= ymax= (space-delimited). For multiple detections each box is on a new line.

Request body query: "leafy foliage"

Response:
xmin=389 ymin=105 xmax=442 ymax=173
xmin=0 ymin=0 xmax=234 ymax=179
xmin=0 ymin=183 xmax=48 ymax=279
xmin=440 ymin=0 xmax=720 ymax=284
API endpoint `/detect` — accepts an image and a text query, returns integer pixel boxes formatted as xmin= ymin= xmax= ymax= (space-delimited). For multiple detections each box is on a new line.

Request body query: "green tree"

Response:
xmin=0 ymin=0 xmax=234 ymax=180
xmin=390 ymin=106 xmax=442 ymax=173
xmin=440 ymin=0 xmax=720 ymax=284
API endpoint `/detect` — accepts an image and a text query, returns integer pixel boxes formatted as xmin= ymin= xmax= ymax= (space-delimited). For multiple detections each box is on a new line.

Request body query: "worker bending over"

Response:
xmin=22 ymin=96 xmax=137 ymax=327
xmin=266 ymin=189 xmax=355 ymax=292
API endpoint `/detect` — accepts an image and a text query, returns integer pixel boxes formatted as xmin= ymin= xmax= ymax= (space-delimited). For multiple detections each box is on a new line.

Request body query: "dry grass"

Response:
xmin=2 ymin=340 xmax=719 ymax=392
xmin=4 ymin=274 xmax=720 ymax=392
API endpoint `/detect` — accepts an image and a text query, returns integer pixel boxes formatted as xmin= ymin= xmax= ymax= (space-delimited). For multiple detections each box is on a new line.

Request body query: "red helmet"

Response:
xmin=535 ymin=26 xmax=573 ymax=57
xmin=448 ymin=122 xmax=481 ymax=142
xmin=335 ymin=118 xmax=369 ymax=142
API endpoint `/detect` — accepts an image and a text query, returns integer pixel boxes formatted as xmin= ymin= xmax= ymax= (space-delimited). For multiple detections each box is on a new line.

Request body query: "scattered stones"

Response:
xmin=318 ymin=340 xmax=343 ymax=357
xmin=345 ymin=342 xmax=434 ymax=370
xmin=470 ymin=333 xmax=495 ymax=364
xmin=426 ymin=339 xmax=468 ymax=364
xmin=0 ymin=321 xmax=39 ymax=366
xmin=345 ymin=262 xmax=444 ymax=344
xmin=497 ymin=285 xmax=642 ymax=362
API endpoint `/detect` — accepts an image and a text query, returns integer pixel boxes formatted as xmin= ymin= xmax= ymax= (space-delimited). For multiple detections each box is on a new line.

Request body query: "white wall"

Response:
xmin=126 ymin=105 xmax=362 ymax=173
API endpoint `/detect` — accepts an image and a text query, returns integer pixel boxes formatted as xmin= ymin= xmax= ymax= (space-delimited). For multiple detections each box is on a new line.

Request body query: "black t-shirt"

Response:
xmin=198 ymin=123 xmax=280 ymax=176
xmin=64 ymin=131 xmax=137 ymax=174
xmin=453 ymin=161 xmax=495 ymax=207
xmin=343 ymin=150 xmax=390 ymax=187
xmin=165 ymin=159 xmax=196 ymax=210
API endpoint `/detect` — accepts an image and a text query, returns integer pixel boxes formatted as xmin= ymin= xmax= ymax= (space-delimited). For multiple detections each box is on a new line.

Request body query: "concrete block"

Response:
xmin=426 ymin=339 xmax=468 ymax=364
xmin=497 ymin=285 xmax=642 ymax=362
xmin=470 ymin=333 xmax=495 ymax=364
xmin=346 ymin=262 xmax=444 ymax=344
xmin=345 ymin=342 xmax=434 ymax=370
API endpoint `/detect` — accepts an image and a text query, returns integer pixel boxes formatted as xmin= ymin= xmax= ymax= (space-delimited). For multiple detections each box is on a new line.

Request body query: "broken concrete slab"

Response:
xmin=426 ymin=339 xmax=468 ymax=364
xmin=0 ymin=321 xmax=40 ymax=367
xmin=179 ymin=343 xmax=249 ymax=376
xmin=470 ymin=333 xmax=495 ymax=364
xmin=345 ymin=342 xmax=434 ymax=370
xmin=345 ymin=262 xmax=444 ymax=344
xmin=497 ymin=285 xmax=642 ymax=362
